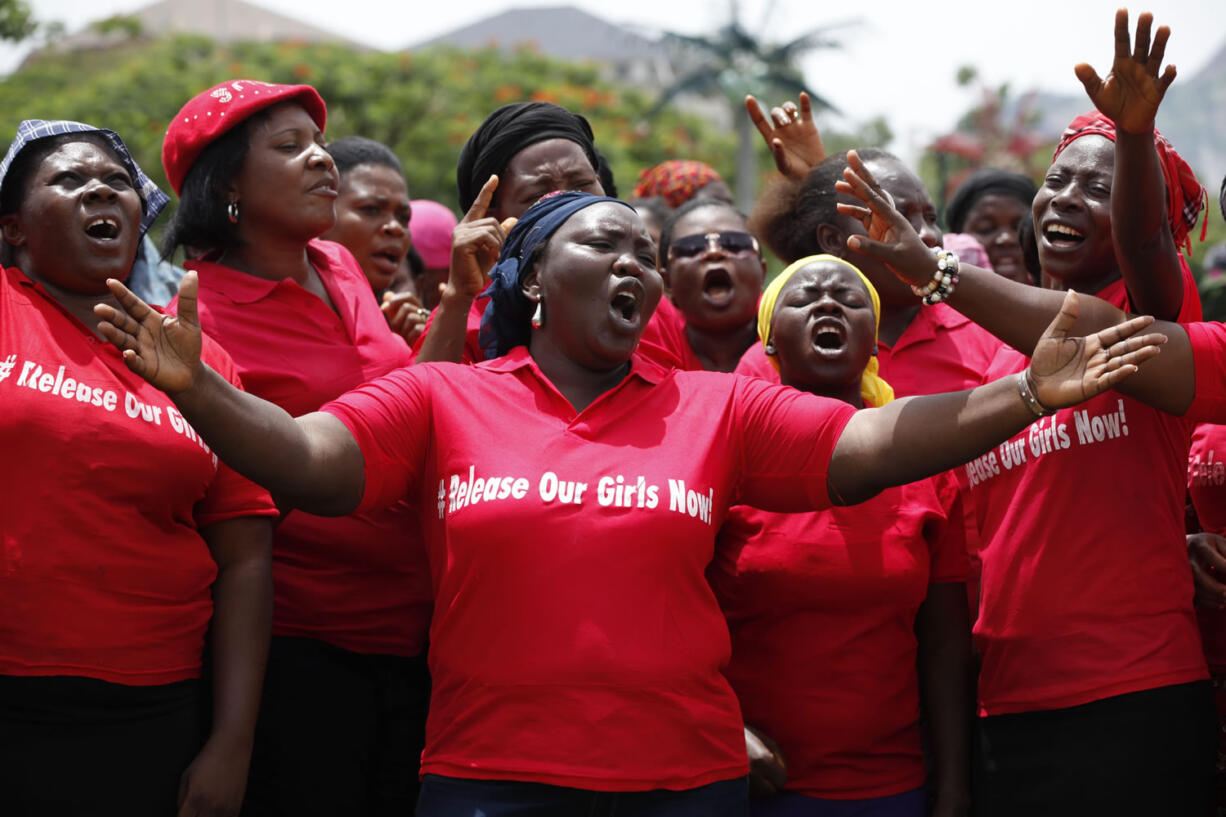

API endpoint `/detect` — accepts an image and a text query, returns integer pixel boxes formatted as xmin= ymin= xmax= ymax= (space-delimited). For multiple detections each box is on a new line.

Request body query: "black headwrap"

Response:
xmin=456 ymin=102 xmax=600 ymax=212
xmin=945 ymin=169 xmax=1038 ymax=233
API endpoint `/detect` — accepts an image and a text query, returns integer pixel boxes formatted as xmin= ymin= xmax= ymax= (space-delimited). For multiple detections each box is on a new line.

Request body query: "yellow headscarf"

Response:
xmin=757 ymin=254 xmax=895 ymax=408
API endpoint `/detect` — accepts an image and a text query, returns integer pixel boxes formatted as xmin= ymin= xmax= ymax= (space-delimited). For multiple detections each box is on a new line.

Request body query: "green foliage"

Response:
xmin=821 ymin=116 xmax=894 ymax=156
xmin=91 ymin=14 xmax=143 ymax=39
xmin=0 ymin=36 xmax=739 ymax=218
xmin=0 ymin=0 xmax=35 ymax=43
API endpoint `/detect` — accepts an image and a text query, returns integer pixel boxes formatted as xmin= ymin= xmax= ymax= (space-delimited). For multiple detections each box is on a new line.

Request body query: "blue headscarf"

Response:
xmin=0 ymin=119 xmax=169 ymax=239
xmin=478 ymin=190 xmax=633 ymax=360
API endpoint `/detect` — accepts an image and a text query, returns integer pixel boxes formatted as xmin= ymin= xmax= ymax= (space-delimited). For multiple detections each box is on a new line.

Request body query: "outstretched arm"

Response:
xmin=828 ymin=290 xmax=1164 ymax=505
xmin=834 ymin=150 xmax=1196 ymax=416
xmin=1076 ymin=9 xmax=1183 ymax=318
xmin=95 ymin=274 xmax=365 ymax=516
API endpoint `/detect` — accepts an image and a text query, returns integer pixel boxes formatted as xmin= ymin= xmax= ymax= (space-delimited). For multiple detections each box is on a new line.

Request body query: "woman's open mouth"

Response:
xmin=811 ymin=320 xmax=848 ymax=357
xmin=1042 ymin=222 xmax=1085 ymax=249
xmin=701 ymin=267 xmax=735 ymax=308
xmin=83 ymin=216 xmax=121 ymax=241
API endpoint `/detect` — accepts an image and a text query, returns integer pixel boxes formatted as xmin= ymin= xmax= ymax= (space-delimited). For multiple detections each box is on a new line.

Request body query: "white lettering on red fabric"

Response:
xmin=438 ymin=468 xmax=705 ymax=524
xmin=965 ymin=399 xmax=1130 ymax=489
xmin=1 ymin=353 xmax=218 ymax=466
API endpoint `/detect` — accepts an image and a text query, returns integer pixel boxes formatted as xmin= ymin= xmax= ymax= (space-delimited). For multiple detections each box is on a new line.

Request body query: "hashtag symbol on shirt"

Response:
xmin=0 ymin=354 xmax=16 ymax=383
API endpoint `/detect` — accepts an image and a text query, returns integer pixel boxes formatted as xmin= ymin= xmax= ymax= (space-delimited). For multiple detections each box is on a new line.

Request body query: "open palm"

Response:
xmin=1030 ymin=290 xmax=1165 ymax=409
xmin=1074 ymin=9 xmax=1176 ymax=134
xmin=95 ymin=273 xmax=203 ymax=394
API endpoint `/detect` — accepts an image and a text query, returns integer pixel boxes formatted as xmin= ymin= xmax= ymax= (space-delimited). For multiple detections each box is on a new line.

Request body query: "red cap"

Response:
xmin=162 ymin=79 xmax=327 ymax=195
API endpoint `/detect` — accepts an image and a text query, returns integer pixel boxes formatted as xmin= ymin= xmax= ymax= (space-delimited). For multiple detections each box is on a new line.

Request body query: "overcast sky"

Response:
xmin=2 ymin=0 xmax=1221 ymax=162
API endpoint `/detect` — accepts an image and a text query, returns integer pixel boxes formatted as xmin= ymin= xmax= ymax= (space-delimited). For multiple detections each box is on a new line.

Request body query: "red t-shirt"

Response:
xmin=969 ymin=269 xmax=1206 ymax=716
xmin=1188 ymin=423 xmax=1226 ymax=673
xmin=739 ymin=302 xmax=1000 ymax=616
xmin=711 ymin=471 xmax=966 ymax=799
xmin=178 ymin=240 xmax=431 ymax=657
xmin=636 ymin=295 xmax=704 ymax=370
xmin=1187 ymin=322 xmax=1226 ymax=424
xmin=417 ymin=292 xmax=700 ymax=371
xmin=321 ymin=349 xmax=857 ymax=790
xmin=0 ymin=266 xmax=277 ymax=685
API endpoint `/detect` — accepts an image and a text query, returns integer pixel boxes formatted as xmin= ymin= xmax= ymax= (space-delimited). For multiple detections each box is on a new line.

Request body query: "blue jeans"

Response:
xmin=750 ymin=788 xmax=927 ymax=817
xmin=416 ymin=774 xmax=749 ymax=817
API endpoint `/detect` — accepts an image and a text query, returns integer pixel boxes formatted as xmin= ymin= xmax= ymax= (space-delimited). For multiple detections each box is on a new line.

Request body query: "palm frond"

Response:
xmin=759 ymin=71 xmax=840 ymax=115
xmin=645 ymin=69 xmax=720 ymax=118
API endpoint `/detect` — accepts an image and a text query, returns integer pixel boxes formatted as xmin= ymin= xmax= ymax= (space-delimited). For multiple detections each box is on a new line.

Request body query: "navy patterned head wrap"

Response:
xmin=0 ymin=119 xmax=169 ymax=239
xmin=478 ymin=190 xmax=633 ymax=360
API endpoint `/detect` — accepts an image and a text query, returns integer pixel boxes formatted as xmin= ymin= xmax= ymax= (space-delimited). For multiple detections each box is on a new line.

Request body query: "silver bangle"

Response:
xmin=1017 ymin=370 xmax=1054 ymax=418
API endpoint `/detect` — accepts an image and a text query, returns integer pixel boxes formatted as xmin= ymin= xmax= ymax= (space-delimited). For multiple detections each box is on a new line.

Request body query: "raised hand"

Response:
xmin=1028 ymin=289 xmax=1165 ymax=409
xmin=746 ymin=92 xmax=826 ymax=181
xmin=95 ymin=272 xmax=204 ymax=394
xmin=1074 ymin=9 xmax=1176 ymax=134
xmin=834 ymin=150 xmax=933 ymax=286
xmin=448 ymin=174 xmax=515 ymax=301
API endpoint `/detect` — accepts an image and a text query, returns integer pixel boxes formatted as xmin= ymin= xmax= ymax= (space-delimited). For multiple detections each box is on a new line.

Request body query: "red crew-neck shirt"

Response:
xmin=178 ymin=240 xmax=431 ymax=657
xmin=416 ymin=292 xmax=704 ymax=371
xmin=0 ymin=266 xmax=277 ymax=685
xmin=1187 ymin=322 xmax=1226 ymax=424
xmin=969 ymin=267 xmax=1206 ymax=716
xmin=1188 ymin=423 xmax=1226 ymax=673
xmin=740 ymin=301 xmax=1000 ymax=616
xmin=711 ymin=470 xmax=966 ymax=799
xmin=322 ymin=349 xmax=857 ymax=791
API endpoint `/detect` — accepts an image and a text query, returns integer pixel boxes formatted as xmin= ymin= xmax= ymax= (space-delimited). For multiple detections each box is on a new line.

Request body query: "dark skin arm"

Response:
xmin=836 ymin=149 xmax=1196 ymax=417
xmin=95 ymin=273 xmax=366 ymax=516
xmin=415 ymin=175 xmax=514 ymax=364
xmin=827 ymin=289 xmax=1164 ymax=505
xmin=916 ymin=583 xmax=972 ymax=817
xmin=1075 ymin=9 xmax=1182 ymax=319
xmin=176 ymin=516 xmax=274 ymax=817
xmin=97 ymin=273 xmax=1163 ymax=514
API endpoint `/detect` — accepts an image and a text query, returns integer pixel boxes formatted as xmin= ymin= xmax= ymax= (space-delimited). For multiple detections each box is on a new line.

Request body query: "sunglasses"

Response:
xmin=669 ymin=230 xmax=759 ymax=259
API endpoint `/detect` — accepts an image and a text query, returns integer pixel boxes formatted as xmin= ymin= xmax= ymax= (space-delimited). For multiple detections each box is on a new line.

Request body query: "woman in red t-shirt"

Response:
xmin=636 ymin=198 xmax=766 ymax=372
xmin=830 ymin=12 xmax=1215 ymax=814
xmin=0 ymin=120 xmax=277 ymax=816
xmin=97 ymin=190 xmax=1156 ymax=816
xmin=711 ymin=254 xmax=971 ymax=816
xmin=157 ymin=81 xmax=432 ymax=814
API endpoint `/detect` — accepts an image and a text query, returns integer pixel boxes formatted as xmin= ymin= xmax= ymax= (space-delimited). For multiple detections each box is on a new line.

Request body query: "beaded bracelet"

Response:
xmin=1016 ymin=370 xmax=1054 ymax=418
xmin=911 ymin=249 xmax=960 ymax=305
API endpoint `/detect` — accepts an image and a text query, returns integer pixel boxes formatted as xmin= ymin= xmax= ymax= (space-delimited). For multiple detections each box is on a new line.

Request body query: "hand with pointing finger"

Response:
xmin=448 ymin=174 xmax=516 ymax=302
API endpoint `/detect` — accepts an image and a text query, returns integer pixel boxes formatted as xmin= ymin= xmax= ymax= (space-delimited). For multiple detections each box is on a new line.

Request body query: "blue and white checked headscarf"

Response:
xmin=477 ymin=190 xmax=633 ymax=360
xmin=0 ymin=119 xmax=169 ymax=238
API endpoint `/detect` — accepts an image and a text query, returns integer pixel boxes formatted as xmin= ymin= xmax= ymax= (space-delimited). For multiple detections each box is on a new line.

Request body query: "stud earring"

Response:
xmin=531 ymin=299 xmax=544 ymax=329
xmin=227 ymin=200 xmax=240 ymax=224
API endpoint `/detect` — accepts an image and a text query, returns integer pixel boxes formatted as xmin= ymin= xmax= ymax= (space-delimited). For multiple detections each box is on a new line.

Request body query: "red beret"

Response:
xmin=162 ymin=79 xmax=327 ymax=195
